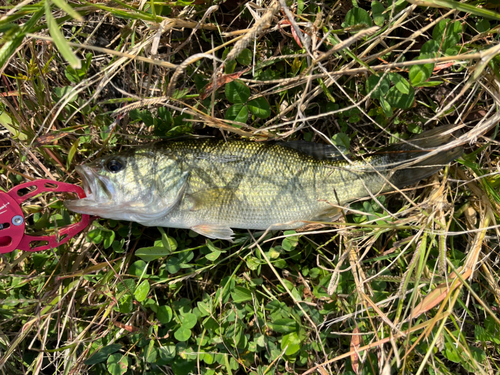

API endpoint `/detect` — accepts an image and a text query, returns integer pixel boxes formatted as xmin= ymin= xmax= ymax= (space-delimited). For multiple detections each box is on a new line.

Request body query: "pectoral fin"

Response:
xmin=186 ymin=188 xmax=239 ymax=211
xmin=191 ymin=224 xmax=234 ymax=241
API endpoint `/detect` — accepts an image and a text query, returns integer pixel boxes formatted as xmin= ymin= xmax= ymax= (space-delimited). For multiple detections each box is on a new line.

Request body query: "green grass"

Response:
xmin=1 ymin=0 xmax=500 ymax=374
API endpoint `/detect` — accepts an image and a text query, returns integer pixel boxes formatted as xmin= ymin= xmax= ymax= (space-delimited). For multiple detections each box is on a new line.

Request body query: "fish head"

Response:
xmin=65 ymin=150 xmax=187 ymax=222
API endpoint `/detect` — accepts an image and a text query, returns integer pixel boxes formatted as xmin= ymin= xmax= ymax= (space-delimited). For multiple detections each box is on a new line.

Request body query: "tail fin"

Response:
xmin=375 ymin=125 xmax=463 ymax=188
xmin=391 ymin=147 xmax=462 ymax=187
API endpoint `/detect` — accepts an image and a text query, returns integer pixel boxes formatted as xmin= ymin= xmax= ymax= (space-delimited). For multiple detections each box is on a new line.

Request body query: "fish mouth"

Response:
xmin=78 ymin=165 xmax=98 ymax=199
xmin=64 ymin=165 xmax=115 ymax=214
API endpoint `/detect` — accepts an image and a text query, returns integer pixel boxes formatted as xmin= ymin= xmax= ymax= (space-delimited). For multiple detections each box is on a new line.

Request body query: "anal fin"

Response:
xmin=311 ymin=206 xmax=342 ymax=222
xmin=191 ymin=224 xmax=235 ymax=241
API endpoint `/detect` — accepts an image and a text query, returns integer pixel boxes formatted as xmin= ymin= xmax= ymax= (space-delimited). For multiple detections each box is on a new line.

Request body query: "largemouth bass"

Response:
xmin=65 ymin=128 xmax=462 ymax=240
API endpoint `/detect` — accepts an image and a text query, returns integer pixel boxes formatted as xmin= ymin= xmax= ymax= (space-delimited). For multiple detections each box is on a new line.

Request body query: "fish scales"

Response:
xmin=65 ymin=131 xmax=463 ymax=240
xmin=150 ymin=140 xmax=379 ymax=229
xmin=162 ymin=141 xmax=325 ymax=227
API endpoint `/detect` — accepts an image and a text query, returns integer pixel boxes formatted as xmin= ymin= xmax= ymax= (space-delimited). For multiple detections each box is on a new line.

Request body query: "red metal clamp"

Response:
xmin=0 ymin=180 xmax=92 ymax=253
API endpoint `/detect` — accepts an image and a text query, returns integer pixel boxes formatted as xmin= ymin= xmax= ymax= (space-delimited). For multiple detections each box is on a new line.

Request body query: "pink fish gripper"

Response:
xmin=0 ymin=179 xmax=92 ymax=253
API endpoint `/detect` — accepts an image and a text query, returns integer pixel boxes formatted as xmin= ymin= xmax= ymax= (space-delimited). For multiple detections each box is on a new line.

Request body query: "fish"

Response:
xmin=64 ymin=127 xmax=463 ymax=240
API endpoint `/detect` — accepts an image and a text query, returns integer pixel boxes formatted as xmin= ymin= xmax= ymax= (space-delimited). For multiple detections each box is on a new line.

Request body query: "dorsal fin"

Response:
xmin=278 ymin=141 xmax=346 ymax=161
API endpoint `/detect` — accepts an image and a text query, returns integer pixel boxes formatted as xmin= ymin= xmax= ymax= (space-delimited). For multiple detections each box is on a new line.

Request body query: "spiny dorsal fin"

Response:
xmin=279 ymin=141 xmax=346 ymax=161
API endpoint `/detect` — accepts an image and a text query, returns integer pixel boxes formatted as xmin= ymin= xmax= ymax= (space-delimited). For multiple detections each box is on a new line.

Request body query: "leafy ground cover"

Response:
xmin=1 ymin=0 xmax=500 ymax=374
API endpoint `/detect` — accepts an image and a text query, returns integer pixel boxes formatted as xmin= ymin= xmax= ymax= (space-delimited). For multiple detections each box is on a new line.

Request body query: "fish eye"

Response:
xmin=106 ymin=159 xmax=125 ymax=173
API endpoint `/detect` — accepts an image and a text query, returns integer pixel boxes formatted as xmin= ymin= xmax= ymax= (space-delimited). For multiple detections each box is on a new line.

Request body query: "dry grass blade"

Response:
xmin=224 ymin=0 xmax=281 ymax=62
xmin=350 ymin=327 xmax=361 ymax=374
